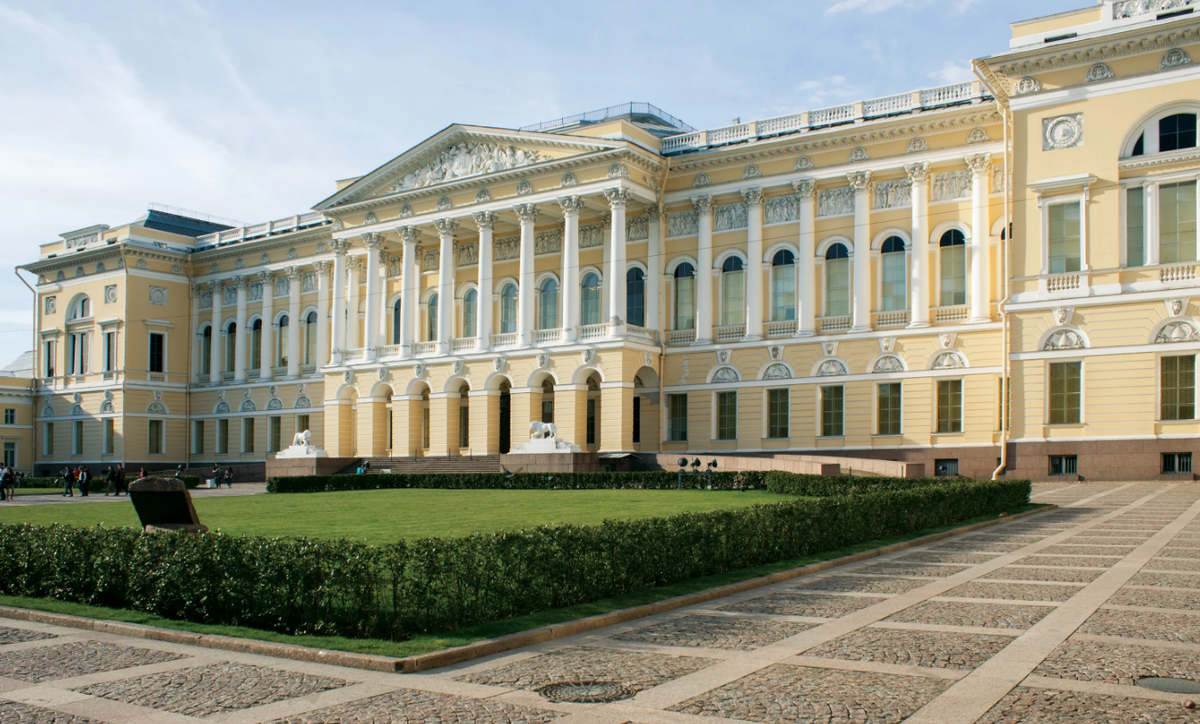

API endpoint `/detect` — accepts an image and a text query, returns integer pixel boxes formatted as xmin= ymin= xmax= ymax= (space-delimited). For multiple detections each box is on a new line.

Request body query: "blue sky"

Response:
xmin=0 ymin=0 xmax=1085 ymax=351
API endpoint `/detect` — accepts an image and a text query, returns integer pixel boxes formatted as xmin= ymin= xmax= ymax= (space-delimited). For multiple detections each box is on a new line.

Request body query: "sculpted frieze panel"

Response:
xmin=386 ymin=142 xmax=546 ymax=193
xmin=495 ymin=236 xmax=519 ymax=261
xmin=873 ymin=178 xmax=912 ymax=210
xmin=714 ymin=202 xmax=748 ymax=232
xmin=932 ymin=170 xmax=971 ymax=202
xmin=817 ymin=186 xmax=854 ymax=217
xmin=580 ymin=222 xmax=606 ymax=248
xmin=302 ymin=272 xmax=317 ymax=293
xmin=626 ymin=215 xmax=649 ymax=242
xmin=667 ymin=210 xmax=699 ymax=238
xmin=422 ymin=248 xmax=440 ymax=272
xmin=457 ymin=240 xmax=479 ymax=266
xmin=765 ymin=195 xmax=798 ymax=224
xmin=535 ymin=229 xmax=562 ymax=255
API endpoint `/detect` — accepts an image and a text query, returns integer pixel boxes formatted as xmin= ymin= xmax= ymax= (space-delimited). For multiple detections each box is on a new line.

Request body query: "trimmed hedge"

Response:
xmin=16 ymin=477 xmax=58 ymax=489
xmin=0 ymin=478 xmax=1029 ymax=639
xmin=267 ymin=470 xmax=769 ymax=494
xmin=764 ymin=472 xmax=995 ymax=497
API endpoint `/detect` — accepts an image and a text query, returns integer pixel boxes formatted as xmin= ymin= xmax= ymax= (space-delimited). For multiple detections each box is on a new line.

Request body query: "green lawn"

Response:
xmin=0 ymin=488 xmax=797 ymax=542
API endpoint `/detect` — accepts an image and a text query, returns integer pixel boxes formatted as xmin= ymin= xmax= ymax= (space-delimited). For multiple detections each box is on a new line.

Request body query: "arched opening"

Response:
xmin=69 ymin=296 xmax=91 ymax=321
xmin=824 ymin=243 xmax=850 ymax=316
xmin=304 ymin=311 xmax=317 ymax=365
xmin=392 ymin=298 xmax=402 ymax=344
xmin=421 ymin=388 xmax=431 ymax=450
xmin=426 ymin=293 xmax=439 ymax=341
xmin=251 ymin=319 xmax=263 ymax=370
xmin=585 ymin=373 xmax=601 ymax=450
xmin=201 ymin=326 xmax=212 ymax=375
xmin=626 ymin=268 xmax=646 ymax=327
xmin=278 ymin=315 xmax=289 ymax=367
xmin=499 ymin=382 xmax=511 ymax=454
xmin=939 ymin=230 xmax=967 ymax=306
xmin=771 ymin=250 xmax=796 ymax=322
xmin=720 ymin=256 xmax=745 ymax=327
xmin=454 ymin=380 xmax=471 ymax=450
xmin=673 ymin=263 xmax=695 ymax=330
xmin=500 ymin=284 xmax=518 ymax=333
xmin=538 ymin=278 xmax=559 ymax=330
xmin=462 ymin=289 xmax=477 ymax=338
xmin=880 ymin=236 xmax=907 ymax=311
xmin=224 ymin=321 xmax=237 ymax=372
xmin=631 ymin=365 xmax=660 ymax=449
xmin=540 ymin=378 xmax=555 ymax=424
xmin=581 ymin=273 xmax=602 ymax=326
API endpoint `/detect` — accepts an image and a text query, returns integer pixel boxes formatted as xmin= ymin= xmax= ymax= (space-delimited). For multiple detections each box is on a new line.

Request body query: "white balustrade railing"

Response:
xmin=707 ymin=122 xmax=754 ymax=147
xmin=451 ymin=337 xmax=477 ymax=352
xmin=933 ymin=305 xmax=971 ymax=323
xmin=668 ymin=329 xmax=696 ymax=346
xmin=490 ymin=332 xmax=518 ymax=348
xmin=715 ymin=324 xmax=745 ymax=341
xmin=863 ymin=93 xmax=913 ymax=118
xmin=626 ymin=325 xmax=657 ymax=343
xmin=765 ymin=320 xmax=796 ymax=337
xmin=1161 ymin=263 xmax=1197 ymax=283
xmin=377 ymin=344 xmax=403 ymax=359
xmin=1047 ymin=273 xmax=1081 ymax=292
xmin=920 ymin=82 xmax=976 ymax=108
xmin=579 ymin=323 xmax=609 ymax=340
xmin=534 ymin=328 xmax=562 ymax=343
xmin=197 ymin=212 xmax=330 ymax=247
xmin=244 ymin=222 xmax=269 ymax=238
xmin=874 ymin=310 xmax=909 ymax=327
xmin=413 ymin=341 xmax=437 ymax=355
xmin=341 ymin=350 xmax=365 ymax=362
xmin=808 ymin=104 xmax=856 ymax=127
xmin=661 ymin=131 xmax=705 ymax=154
xmin=757 ymin=113 xmax=806 ymax=137
xmin=817 ymin=315 xmax=852 ymax=332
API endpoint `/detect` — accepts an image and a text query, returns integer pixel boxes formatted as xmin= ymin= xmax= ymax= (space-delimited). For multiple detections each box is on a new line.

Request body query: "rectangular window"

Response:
xmin=826 ymin=258 xmax=850 ymax=316
xmin=243 ymin=418 xmax=255 ymax=453
xmin=193 ymin=420 xmax=205 ymax=455
xmin=937 ymin=379 xmax=963 ymax=433
xmin=422 ymin=406 xmax=430 ymax=449
xmin=44 ymin=340 xmax=55 ymax=378
xmin=768 ymin=388 xmax=789 ymax=439
xmin=3 ymin=409 xmax=13 ymax=425
xmin=1163 ymin=452 xmax=1193 ymax=474
xmin=541 ymin=400 xmax=554 ymax=424
xmin=1161 ymin=354 xmax=1196 ymax=420
xmin=674 ymin=276 xmax=695 ymax=330
xmin=632 ymin=396 xmax=641 ymax=444
xmin=73 ymin=420 xmax=83 ymax=455
xmin=821 ymin=385 xmax=844 ymax=437
xmin=296 ymin=414 xmax=310 ymax=436
xmin=586 ymin=398 xmax=597 ymax=445
xmin=44 ymin=422 xmax=53 ymax=455
xmin=148 ymin=419 xmax=163 ymax=455
xmin=1048 ymin=202 xmax=1082 ymax=274
xmin=667 ymin=393 xmax=688 ymax=442
xmin=67 ymin=333 xmax=90 ymax=375
xmin=104 ymin=331 xmax=117 ymax=372
xmin=104 ymin=419 xmax=114 ymax=455
xmin=148 ymin=332 xmax=164 ymax=373
xmin=1049 ymin=455 xmax=1078 ymax=476
xmin=721 ymin=269 xmax=744 ymax=327
xmin=217 ymin=419 xmax=229 ymax=455
xmin=1160 ymin=181 xmax=1197 ymax=264
xmin=881 ymin=252 xmax=906 ymax=312
xmin=877 ymin=383 xmax=902 ymax=436
xmin=268 ymin=416 xmax=281 ymax=453
xmin=1049 ymin=362 xmax=1082 ymax=425
xmin=941 ymin=244 xmax=967 ymax=306
xmin=2 ymin=442 xmax=14 ymax=469
xmin=1160 ymin=113 xmax=1197 ymax=152
xmin=935 ymin=459 xmax=959 ymax=477
xmin=1127 ymin=186 xmax=1145 ymax=267
xmin=716 ymin=391 xmax=737 ymax=441
xmin=459 ymin=404 xmax=469 ymax=448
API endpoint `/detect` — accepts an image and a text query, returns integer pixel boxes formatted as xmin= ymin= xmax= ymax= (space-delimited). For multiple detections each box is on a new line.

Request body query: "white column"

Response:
xmin=377 ymin=247 xmax=388 ymax=345
xmin=515 ymin=203 xmax=537 ymax=346
xmin=647 ymin=206 xmax=662 ymax=334
xmin=473 ymin=213 xmax=495 ymax=351
xmin=287 ymin=266 xmax=301 ymax=378
xmin=694 ymin=195 xmax=714 ymax=345
xmin=398 ymin=227 xmax=418 ymax=358
xmin=906 ymin=163 xmax=931 ymax=328
xmin=209 ymin=280 xmax=223 ymax=384
xmin=435 ymin=218 xmax=457 ymax=354
xmin=191 ymin=284 xmax=202 ymax=384
xmin=1145 ymin=182 xmax=1161 ymax=266
xmin=558 ymin=197 xmax=582 ymax=341
xmin=848 ymin=171 xmax=873 ymax=333
xmin=315 ymin=261 xmax=331 ymax=368
xmin=346 ymin=256 xmax=362 ymax=351
xmin=794 ymin=180 xmax=817 ymax=337
xmin=233 ymin=277 xmax=249 ymax=383
xmin=742 ymin=187 xmax=764 ymax=340
xmin=362 ymin=234 xmax=382 ymax=359
xmin=259 ymin=271 xmax=275 ymax=379
xmin=605 ymin=188 xmax=629 ymax=337
xmin=967 ymin=153 xmax=992 ymax=323
xmin=329 ymin=240 xmax=349 ymax=363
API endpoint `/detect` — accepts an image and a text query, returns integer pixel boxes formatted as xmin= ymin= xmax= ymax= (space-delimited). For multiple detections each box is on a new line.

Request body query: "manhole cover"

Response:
xmin=538 ymin=681 xmax=635 ymax=703
xmin=1137 ymin=677 xmax=1200 ymax=694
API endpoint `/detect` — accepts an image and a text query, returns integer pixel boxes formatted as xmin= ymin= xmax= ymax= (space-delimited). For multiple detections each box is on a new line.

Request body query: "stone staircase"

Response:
xmin=333 ymin=455 xmax=502 ymax=476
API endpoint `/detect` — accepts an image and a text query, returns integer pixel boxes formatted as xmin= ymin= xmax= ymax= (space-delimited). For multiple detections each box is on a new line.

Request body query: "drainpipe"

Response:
xmin=15 ymin=267 xmax=36 ymax=475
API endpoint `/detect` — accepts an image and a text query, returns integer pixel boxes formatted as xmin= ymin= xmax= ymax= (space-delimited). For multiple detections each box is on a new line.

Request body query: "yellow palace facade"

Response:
xmin=17 ymin=0 xmax=1200 ymax=481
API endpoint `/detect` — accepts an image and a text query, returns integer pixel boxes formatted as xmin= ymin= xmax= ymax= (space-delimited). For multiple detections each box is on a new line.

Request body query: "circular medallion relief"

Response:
xmin=1045 ymin=116 xmax=1082 ymax=149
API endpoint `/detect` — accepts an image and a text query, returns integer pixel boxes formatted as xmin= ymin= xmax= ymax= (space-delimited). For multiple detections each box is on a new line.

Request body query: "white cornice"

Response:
xmin=1008 ymin=61 xmax=1200 ymax=112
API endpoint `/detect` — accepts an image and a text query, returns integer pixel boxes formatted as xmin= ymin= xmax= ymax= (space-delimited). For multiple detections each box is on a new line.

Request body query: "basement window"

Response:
xmin=1049 ymin=455 xmax=1078 ymax=476
xmin=1163 ymin=452 xmax=1193 ymax=474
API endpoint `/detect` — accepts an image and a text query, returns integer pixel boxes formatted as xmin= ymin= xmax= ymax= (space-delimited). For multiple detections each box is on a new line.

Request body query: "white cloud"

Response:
xmin=828 ymin=0 xmax=980 ymax=14
xmin=929 ymin=60 xmax=976 ymax=85
xmin=792 ymin=75 xmax=859 ymax=109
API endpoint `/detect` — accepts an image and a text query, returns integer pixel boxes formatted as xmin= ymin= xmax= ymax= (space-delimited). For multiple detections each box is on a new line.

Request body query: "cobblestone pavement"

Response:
xmin=1 ymin=483 xmax=268 ymax=506
xmin=2 ymin=482 xmax=1199 ymax=723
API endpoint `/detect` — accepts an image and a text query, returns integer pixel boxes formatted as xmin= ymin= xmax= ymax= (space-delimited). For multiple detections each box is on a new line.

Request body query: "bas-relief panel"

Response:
xmin=457 ymin=241 xmax=479 ymax=267
xmin=275 ymin=277 xmax=289 ymax=298
xmin=302 ymin=272 xmax=317 ymax=293
xmin=383 ymin=142 xmax=546 ymax=193
xmin=872 ymin=178 xmax=912 ymax=210
xmin=714 ymin=202 xmax=747 ymax=232
xmin=626 ymin=215 xmax=649 ymax=242
xmin=667 ymin=210 xmax=699 ymax=238
xmin=535 ymin=229 xmax=562 ymax=255
xmin=765 ymin=196 xmax=798 ymax=224
xmin=388 ymin=257 xmax=402 ymax=277
xmin=223 ymin=286 xmax=237 ymax=306
xmin=580 ymin=222 xmax=606 ymax=249
xmin=248 ymin=282 xmax=262 ymax=302
xmin=422 ymin=248 xmax=440 ymax=272
xmin=817 ymin=186 xmax=854 ymax=217
xmin=932 ymin=170 xmax=971 ymax=203
xmin=495 ymin=236 xmax=519 ymax=261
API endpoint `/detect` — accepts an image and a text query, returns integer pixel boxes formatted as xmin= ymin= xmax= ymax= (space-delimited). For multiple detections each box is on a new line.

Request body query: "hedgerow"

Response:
xmin=0 ymin=478 xmax=1029 ymax=639
xmin=267 ymin=470 xmax=769 ymax=493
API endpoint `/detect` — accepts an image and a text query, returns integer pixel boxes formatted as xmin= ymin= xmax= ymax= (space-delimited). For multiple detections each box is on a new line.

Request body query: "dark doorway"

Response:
xmin=499 ymin=383 xmax=511 ymax=454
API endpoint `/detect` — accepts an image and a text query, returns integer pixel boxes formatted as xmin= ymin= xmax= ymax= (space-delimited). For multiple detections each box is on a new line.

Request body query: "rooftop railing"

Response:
xmin=195 ymin=211 xmax=330 ymax=249
xmin=520 ymin=102 xmax=695 ymax=134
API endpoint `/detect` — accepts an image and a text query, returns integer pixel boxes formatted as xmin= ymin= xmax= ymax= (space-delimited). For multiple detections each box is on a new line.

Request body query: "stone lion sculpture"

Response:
xmin=292 ymin=429 xmax=311 ymax=447
xmin=528 ymin=421 xmax=557 ymax=440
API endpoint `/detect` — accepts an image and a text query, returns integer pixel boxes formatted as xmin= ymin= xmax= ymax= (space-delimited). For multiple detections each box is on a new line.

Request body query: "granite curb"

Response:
xmin=0 ymin=504 xmax=1055 ymax=675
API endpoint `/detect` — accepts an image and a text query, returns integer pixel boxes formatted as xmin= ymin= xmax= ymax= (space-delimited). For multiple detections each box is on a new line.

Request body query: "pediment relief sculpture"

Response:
xmin=1043 ymin=329 xmax=1086 ymax=351
xmin=1156 ymin=321 xmax=1200 ymax=344
xmin=385 ymin=142 xmax=547 ymax=194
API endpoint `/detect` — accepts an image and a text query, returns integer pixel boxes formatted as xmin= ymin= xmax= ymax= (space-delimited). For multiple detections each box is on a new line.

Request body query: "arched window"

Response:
xmin=720 ymin=256 xmax=745 ymax=327
xmin=538 ymin=278 xmax=558 ymax=330
xmin=304 ymin=311 xmax=317 ymax=365
xmin=880 ymin=236 xmax=907 ymax=312
xmin=581 ymin=274 xmax=602 ymax=326
xmin=825 ymin=244 xmax=850 ymax=316
xmin=69 ymin=296 xmax=91 ymax=321
xmin=278 ymin=315 xmax=289 ymax=367
xmin=771 ymin=250 xmax=796 ymax=322
xmin=201 ymin=326 xmax=212 ymax=375
xmin=626 ymin=268 xmax=646 ymax=327
xmin=251 ymin=319 xmax=263 ymax=370
xmin=427 ymin=293 xmax=439 ymax=341
xmin=939 ymin=230 xmax=967 ymax=306
xmin=1160 ymin=113 xmax=1197 ymax=153
xmin=225 ymin=321 xmax=237 ymax=372
xmin=462 ymin=289 xmax=477 ymax=338
xmin=673 ymin=263 xmax=695 ymax=330
xmin=500 ymin=284 xmax=517 ymax=333
xmin=392 ymin=298 xmax=402 ymax=344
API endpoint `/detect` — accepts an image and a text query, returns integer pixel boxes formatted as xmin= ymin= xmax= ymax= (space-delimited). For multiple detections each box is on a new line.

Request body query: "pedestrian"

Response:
xmin=362 ymin=459 xmax=371 ymax=473
xmin=61 ymin=466 xmax=74 ymax=497
xmin=1 ymin=467 xmax=14 ymax=502
xmin=79 ymin=467 xmax=91 ymax=497
xmin=138 ymin=467 xmax=147 ymax=480
xmin=223 ymin=467 xmax=233 ymax=488
xmin=115 ymin=466 xmax=127 ymax=495
xmin=211 ymin=463 xmax=221 ymax=488
xmin=104 ymin=466 xmax=116 ymax=496
xmin=175 ymin=463 xmax=185 ymax=479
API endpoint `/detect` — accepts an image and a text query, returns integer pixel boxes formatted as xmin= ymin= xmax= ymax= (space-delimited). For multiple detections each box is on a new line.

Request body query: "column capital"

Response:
xmin=329 ymin=238 xmax=351 ymax=255
xmin=434 ymin=218 xmax=458 ymax=236
xmin=741 ymin=187 xmax=764 ymax=206
xmin=472 ymin=211 xmax=497 ymax=230
xmin=847 ymin=170 xmax=873 ymax=192
xmin=361 ymin=232 xmax=383 ymax=249
xmin=346 ymin=255 xmax=362 ymax=271
xmin=315 ymin=260 xmax=332 ymax=274
xmin=192 ymin=283 xmax=204 ymax=296
xmin=257 ymin=270 xmax=274 ymax=283
xmin=646 ymin=204 xmax=661 ymax=221
xmin=792 ymin=179 xmax=816 ymax=199
xmin=286 ymin=266 xmax=302 ymax=281
xmin=209 ymin=279 xmax=225 ymax=291
xmin=604 ymin=187 xmax=631 ymax=208
xmin=514 ymin=203 xmax=539 ymax=223
xmin=965 ymin=152 xmax=992 ymax=175
xmin=558 ymin=195 xmax=584 ymax=215
xmin=398 ymin=225 xmax=420 ymax=244
xmin=905 ymin=162 xmax=931 ymax=184
xmin=692 ymin=194 xmax=714 ymax=214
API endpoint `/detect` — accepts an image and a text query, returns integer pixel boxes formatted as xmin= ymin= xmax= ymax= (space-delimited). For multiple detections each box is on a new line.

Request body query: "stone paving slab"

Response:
xmin=977 ymin=686 xmax=1196 ymax=724
xmin=268 ymin=688 xmax=566 ymax=724
xmin=941 ymin=581 xmax=1083 ymax=603
xmin=1014 ymin=555 xmax=1122 ymax=567
xmin=718 ymin=592 xmax=882 ymax=618
xmin=608 ymin=614 xmax=813 ymax=651
xmin=850 ymin=562 xmax=971 ymax=578
xmin=1127 ymin=571 xmax=1200 ymax=588
xmin=894 ymin=552 xmax=1001 ymax=565
xmin=1106 ymin=587 xmax=1200 ymax=610
xmin=1038 ymin=545 xmax=1139 ymax=556
xmin=980 ymin=566 xmax=1104 ymax=583
xmin=884 ymin=601 xmax=1057 ymax=629
xmin=668 ymin=664 xmax=951 ymax=724
xmin=0 ymin=629 xmax=56 ymax=648
xmin=793 ymin=575 xmax=932 ymax=595
xmin=1033 ymin=637 xmax=1200 ymax=685
xmin=455 ymin=646 xmax=715 ymax=695
xmin=0 ymin=701 xmax=104 ymax=724
xmin=73 ymin=662 xmax=347 ymax=717
xmin=1145 ymin=557 xmax=1200 ymax=571
xmin=0 ymin=641 xmax=186 ymax=683
xmin=1080 ymin=609 xmax=1200 ymax=643
xmin=805 ymin=628 xmax=1014 ymax=670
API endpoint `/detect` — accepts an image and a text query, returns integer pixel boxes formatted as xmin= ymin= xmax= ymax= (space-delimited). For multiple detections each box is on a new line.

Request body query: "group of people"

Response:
xmin=60 ymin=465 xmax=138 ymax=497
xmin=0 ymin=465 xmax=20 ymax=501
xmin=202 ymin=464 xmax=236 ymax=488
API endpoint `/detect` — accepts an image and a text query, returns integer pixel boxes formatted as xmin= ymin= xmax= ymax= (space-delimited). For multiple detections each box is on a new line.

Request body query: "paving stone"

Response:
xmin=0 ymin=702 xmax=104 ymax=724
xmin=1145 ymin=557 xmax=1200 ymax=572
xmin=718 ymin=592 xmax=881 ymax=618
xmin=793 ymin=575 xmax=931 ymax=595
xmin=895 ymin=552 xmax=1000 ymax=565
xmin=456 ymin=646 xmax=714 ymax=695
xmin=942 ymin=581 xmax=1082 ymax=603
xmin=1066 ymin=536 xmax=1150 ymax=545
xmin=851 ymin=562 xmax=971 ymax=578
xmin=978 ymin=686 xmax=1196 ymax=724
xmin=1107 ymin=588 xmax=1200 ymax=610
xmin=0 ymin=627 xmax=56 ymax=647
xmin=670 ymin=664 xmax=949 ymax=724
xmin=1161 ymin=544 xmax=1200 ymax=556
xmin=269 ymin=688 xmax=565 ymax=724
xmin=806 ymin=628 xmax=1013 ymax=670
xmin=1034 ymin=638 xmax=1200 ymax=685
xmin=1016 ymin=555 xmax=1120 ymax=568
xmin=1128 ymin=571 xmax=1200 ymax=588
xmin=0 ymin=641 xmax=185 ymax=683
xmin=930 ymin=541 xmax=1027 ymax=553
xmin=885 ymin=601 xmax=1055 ymax=630
xmin=75 ymin=662 xmax=346 ymax=717
xmin=981 ymin=566 xmax=1104 ymax=583
xmin=1038 ymin=545 xmax=1137 ymax=556
xmin=1081 ymin=609 xmax=1200 ymax=643
xmin=609 ymin=614 xmax=812 ymax=651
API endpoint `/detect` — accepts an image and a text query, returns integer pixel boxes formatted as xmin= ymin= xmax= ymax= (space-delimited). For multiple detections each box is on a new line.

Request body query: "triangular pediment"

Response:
xmin=314 ymin=125 xmax=621 ymax=210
